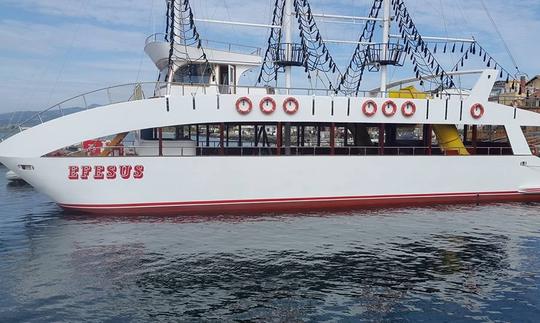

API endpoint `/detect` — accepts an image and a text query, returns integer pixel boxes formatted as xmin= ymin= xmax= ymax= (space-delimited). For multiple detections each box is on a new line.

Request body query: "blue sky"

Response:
xmin=0 ymin=0 xmax=539 ymax=114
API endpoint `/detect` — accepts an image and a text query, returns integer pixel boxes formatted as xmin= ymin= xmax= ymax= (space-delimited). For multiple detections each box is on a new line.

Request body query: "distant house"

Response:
xmin=489 ymin=75 xmax=540 ymax=109
xmin=489 ymin=77 xmax=525 ymax=106
xmin=526 ymin=75 xmax=540 ymax=98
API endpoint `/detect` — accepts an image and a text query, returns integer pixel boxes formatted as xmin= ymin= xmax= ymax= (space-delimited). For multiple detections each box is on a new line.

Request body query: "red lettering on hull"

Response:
xmin=67 ymin=165 xmax=144 ymax=180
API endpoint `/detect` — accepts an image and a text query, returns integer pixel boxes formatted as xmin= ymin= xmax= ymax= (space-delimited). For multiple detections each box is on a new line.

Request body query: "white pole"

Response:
xmin=380 ymin=0 xmax=390 ymax=95
xmin=284 ymin=0 xmax=292 ymax=91
xmin=310 ymin=13 xmax=384 ymax=22
xmin=389 ymin=34 xmax=475 ymax=43
xmin=194 ymin=18 xmax=281 ymax=29
xmin=283 ymin=0 xmax=292 ymax=155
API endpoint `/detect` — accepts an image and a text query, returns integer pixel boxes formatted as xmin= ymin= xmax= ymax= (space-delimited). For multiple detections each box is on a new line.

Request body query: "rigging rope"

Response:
xmin=257 ymin=0 xmax=286 ymax=85
xmin=479 ymin=0 xmax=521 ymax=74
xmin=392 ymin=0 xmax=454 ymax=91
xmin=337 ymin=0 xmax=383 ymax=95
xmin=166 ymin=0 xmax=215 ymax=86
xmin=256 ymin=0 xmax=341 ymax=91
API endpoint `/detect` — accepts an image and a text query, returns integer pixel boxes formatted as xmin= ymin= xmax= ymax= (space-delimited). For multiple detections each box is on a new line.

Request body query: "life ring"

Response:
xmin=382 ymin=100 xmax=397 ymax=117
xmin=470 ymin=103 xmax=484 ymax=119
xmin=362 ymin=100 xmax=377 ymax=117
xmin=236 ymin=97 xmax=253 ymax=115
xmin=283 ymin=97 xmax=299 ymax=115
xmin=401 ymin=101 xmax=416 ymax=117
xmin=259 ymin=97 xmax=276 ymax=114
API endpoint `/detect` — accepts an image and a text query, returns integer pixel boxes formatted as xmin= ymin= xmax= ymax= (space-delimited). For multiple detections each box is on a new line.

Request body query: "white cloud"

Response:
xmin=0 ymin=20 xmax=148 ymax=55
xmin=0 ymin=0 xmax=538 ymax=114
xmin=2 ymin=0 xmax=159 ymax=27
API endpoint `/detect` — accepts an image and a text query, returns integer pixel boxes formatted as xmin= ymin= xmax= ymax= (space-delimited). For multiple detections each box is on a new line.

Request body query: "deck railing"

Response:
xmin=0 ymin=82 xmax=161 ymax=142
xmin=54 ymin=144 xmax=515 ymax=158
xmin=0 ymin=81 xmax=464 ymax=142
xmin=144 ymin=33 xmax=262 ymax=55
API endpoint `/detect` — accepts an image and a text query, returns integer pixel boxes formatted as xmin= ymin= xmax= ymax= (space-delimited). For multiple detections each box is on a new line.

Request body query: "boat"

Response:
xmin=1 ymin=0 xmax=540 ymax=215
xmin=5 ymin=170 xmax=23 ymax=182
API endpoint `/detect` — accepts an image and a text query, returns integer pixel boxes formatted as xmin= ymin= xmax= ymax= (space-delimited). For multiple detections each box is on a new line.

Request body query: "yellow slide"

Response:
xmin=389 ymin=86 xmax=469 ymax=155
xmin=432 ymin=125 xmax=469 ymax=155
xmin=100 ymin=132 xmax=129 ymax=157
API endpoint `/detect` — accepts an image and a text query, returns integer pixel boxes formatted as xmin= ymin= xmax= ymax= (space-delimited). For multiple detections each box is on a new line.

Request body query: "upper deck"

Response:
xmin=0 ymin=69 xmax=538 ymax=160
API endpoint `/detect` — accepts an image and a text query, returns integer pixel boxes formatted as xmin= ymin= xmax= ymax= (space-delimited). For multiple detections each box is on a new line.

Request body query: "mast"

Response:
xmin=380 ymin=0 xmax=390 ymax=95
xmin=283 ymin=0 xmax=292 ymax=155
xmin=284 ymin=0 xmax=293 ymax=91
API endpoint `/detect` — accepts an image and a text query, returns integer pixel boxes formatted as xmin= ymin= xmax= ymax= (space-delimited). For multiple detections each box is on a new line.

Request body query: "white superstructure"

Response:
xmin=1 ymin=0 xmax=539 ymax=215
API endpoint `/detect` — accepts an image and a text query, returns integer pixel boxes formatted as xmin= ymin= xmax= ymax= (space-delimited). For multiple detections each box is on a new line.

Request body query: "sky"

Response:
xmin=0 ymin=0 xmax=539 ymax=115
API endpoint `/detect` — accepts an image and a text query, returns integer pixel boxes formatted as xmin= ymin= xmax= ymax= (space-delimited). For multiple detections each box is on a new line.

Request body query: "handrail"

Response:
xmin=0 ymin=82 xmax=163 ymax=141
xmin=145 ymin=34 xmax=262 ymax=56
xmin=54 ymin=144 xmax=514 ymax=158
xmin=145 ymin=33 xmax=167 ymax=45
xmin=0 ymin=81 xmax=471 ymax=142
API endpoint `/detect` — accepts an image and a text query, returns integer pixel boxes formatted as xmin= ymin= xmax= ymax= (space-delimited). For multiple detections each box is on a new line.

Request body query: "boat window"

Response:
xmin=173 ymin=64 xmax=213 ymax=84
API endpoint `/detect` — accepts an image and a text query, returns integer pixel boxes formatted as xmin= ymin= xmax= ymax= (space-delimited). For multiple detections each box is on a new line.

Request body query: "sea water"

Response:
xmin=0 ymin=164 xmax=539 ymax=321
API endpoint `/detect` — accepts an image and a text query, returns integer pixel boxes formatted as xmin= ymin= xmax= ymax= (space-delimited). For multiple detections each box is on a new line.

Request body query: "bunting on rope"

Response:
xmin=257 ymin=0 xmax=342 ymax=90
xmin=294 ymin=0 xmax=342 ymax=90
xmin=337 ymin=0 xmax=383 ymax=95
xmin=442 ymin=41 xmax=520 ymax=92
xmin=257 ymin=0 xmax=286 ymax=85
xmin=391 ymin=0 xmax=454 ymax=90
xmin=166 ymin=0 xmax=212 ymax=82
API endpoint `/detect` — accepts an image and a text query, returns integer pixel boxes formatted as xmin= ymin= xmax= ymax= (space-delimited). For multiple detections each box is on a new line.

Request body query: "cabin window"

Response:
xmin=173 ymin=64 xmax=213 ymax=84
xmin=140 ymin=127 xmax=189 ymax=140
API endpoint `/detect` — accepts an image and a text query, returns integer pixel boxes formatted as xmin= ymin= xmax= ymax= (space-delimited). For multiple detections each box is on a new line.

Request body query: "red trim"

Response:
xmin=58 ymin=191 xmax=540 ymax=215
xmin=259 ymin=97 xmax=277 ymax=114
xmin=471 ymin=103 xmax=485 ymax=119
xmin=401 ymin=101 xmax=416 ymax=117
xmin=382 ymin=100 xmax=397 ymax=117
xmin=283 ymin=97 xmax=299 ymax=114
xmin=362 ymin=100 xmax=377 ymax=117
xmin=235 ymin=97 xmax=253 ymax=115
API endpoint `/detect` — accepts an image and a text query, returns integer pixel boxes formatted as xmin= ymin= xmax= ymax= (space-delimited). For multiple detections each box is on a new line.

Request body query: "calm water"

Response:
xmin=1 ymin=164 xmax=540 ymax=322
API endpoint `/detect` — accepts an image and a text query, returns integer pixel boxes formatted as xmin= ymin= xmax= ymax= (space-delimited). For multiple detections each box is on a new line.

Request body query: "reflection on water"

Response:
xmin=0 ymin=165 xmax=539 ymax=321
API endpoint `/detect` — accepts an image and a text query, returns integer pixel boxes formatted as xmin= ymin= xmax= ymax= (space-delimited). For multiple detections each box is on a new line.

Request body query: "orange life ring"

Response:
xmin=470 ymin=103 xmax=484 ymax=119
xmin=401 ymin=101 xmax=416 ymax=117
xmin=259 ymin=97 xmax=276 ymax=114
xmin=362 ymin=100 xmax=377 ymax=117
xmin=236 ymin=97 xmax=253 ymax=115
xmin=283 ymin=97 xmax=299 ymax=115
xmin=382 ymin=100 xmax=397 ymax=117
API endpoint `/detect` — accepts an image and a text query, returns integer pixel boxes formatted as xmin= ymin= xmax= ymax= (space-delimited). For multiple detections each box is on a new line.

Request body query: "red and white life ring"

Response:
xmin=283 ymin=97 xmax=299 ymax=115
xmin=401 ymin=101 xmax=416 ymax=117
xmin=470 ymin=103 xmax=484 ymax=119
xmin=259 ymin=97 xmax=276 ymax=114
xmin=236 ymin=97 xmax=253 ymax=115
xmin=382 ymin=100 xmax=397 ymax=117
xmin=362 ymin=100 xmax=377 ymax=117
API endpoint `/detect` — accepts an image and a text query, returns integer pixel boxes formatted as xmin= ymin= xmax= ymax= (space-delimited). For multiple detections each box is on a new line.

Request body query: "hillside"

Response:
xmin=0 ymin=106 xmax=98 ymax=129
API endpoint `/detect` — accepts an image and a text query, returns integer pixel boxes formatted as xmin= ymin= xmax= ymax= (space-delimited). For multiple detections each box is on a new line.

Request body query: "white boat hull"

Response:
xmin=2 ymin=155 xmax=540 ymax=215
xmin=5 ymin=170 xmax=23 ymax=182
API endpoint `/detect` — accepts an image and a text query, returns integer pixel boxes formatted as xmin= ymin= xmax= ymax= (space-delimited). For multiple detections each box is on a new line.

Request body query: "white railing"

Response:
xmin=52 ymin=144 xmax=515 ymax=158
xmin=0 ymin=81 xmax=464 ymax=142
xmin=144 ymin=33 xmax=262 ymax=56
xmin=0 ymin=82 xmax=162 ymax=141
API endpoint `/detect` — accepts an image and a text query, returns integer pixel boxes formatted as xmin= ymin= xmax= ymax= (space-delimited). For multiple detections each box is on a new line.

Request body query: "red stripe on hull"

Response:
xmin=58 ymin=192 xmax=540 ymax=216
